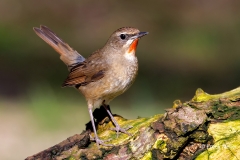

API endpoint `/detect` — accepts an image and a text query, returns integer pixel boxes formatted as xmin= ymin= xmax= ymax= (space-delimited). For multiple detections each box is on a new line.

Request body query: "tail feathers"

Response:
xmin=33 ymin=25 xmax=85 ymax=70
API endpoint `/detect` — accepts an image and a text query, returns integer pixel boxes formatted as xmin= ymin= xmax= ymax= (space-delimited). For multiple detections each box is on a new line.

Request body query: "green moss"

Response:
xmin=92 ymin=114 xmax=163 ymax=147
xmin=190 ymin=130 xmax=209 ymax=143
xmin=196 ymin=120 xmax=240 ymax=160
xmin=67 ymin=157 xmax=76 ymax=160
xmin=211 ymin=104 xmax=240 ymax=120
xmin=153 ymin=138 xmax=167 ymax=153
xmin=141 ymin=151 xmax=152 ymax=160
xmin=192 ymin=87 xmax=240 ymax=102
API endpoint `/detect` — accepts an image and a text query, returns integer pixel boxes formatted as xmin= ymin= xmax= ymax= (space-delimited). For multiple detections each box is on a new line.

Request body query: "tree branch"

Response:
xmin=26 ymin=87 xmax=240 ymax=160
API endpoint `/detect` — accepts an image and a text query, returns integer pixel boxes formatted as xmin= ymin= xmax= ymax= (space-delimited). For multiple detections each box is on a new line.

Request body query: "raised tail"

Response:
xmin=33 ymin=25 xmax=85 ymax=70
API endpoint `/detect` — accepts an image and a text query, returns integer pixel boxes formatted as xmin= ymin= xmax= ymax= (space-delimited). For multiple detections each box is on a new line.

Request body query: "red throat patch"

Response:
xmin=128 ymin=39 xmax=139 ymax=53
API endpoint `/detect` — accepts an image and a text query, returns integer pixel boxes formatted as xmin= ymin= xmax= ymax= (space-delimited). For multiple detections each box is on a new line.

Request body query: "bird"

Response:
xmin=33 ymin=25 xmax=148 ymax=147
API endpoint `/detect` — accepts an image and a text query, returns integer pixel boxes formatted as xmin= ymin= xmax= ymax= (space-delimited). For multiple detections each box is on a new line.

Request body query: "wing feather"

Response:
xmin=62 ymin=54 xmax=106 ymax=87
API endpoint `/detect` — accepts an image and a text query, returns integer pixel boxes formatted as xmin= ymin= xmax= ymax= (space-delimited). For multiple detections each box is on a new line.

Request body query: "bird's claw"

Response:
xmin=110 ymin=125 xmax=133 ymax=137
xmin=89 ymin=134 xmax=113 ymax=148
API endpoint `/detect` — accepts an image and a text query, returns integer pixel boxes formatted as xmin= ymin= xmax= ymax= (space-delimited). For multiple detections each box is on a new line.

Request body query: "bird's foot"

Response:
xmin=110 ymin=124 xmax=133 ymax=137
xmin=89 ymin=134 xmax=113 ymax=148
xmin=101 ymin=104 xmax=133 ymax=137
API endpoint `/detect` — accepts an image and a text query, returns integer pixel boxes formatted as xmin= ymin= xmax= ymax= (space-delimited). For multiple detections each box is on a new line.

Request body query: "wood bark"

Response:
xmin=26 ymin=87 xmax=240 ymax=160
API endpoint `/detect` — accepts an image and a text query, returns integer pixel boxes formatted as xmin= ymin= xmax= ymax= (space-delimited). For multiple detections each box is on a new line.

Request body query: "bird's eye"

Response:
xmin=120 ymin=34 xmax=126 ymax=40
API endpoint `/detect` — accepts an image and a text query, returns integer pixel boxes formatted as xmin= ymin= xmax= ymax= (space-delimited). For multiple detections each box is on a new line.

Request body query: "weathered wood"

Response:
xmin=26 ymin=87 xmax=240 ymax=160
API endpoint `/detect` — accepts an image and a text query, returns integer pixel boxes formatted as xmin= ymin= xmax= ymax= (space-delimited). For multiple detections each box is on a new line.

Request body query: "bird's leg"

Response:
xmin=88 ymin=103 xmax=113 ymax=147
xmin=102 ymin=104 xmax=132 ymax=137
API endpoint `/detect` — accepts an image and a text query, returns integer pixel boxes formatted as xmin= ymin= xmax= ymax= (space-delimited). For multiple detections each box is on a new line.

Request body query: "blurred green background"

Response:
xmin=1 ymin=0 xmax=240 ymax=159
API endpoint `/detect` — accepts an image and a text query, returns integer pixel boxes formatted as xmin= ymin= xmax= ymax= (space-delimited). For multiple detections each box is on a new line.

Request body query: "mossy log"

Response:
xmin=26 ymin=87 xmax=240 ymax=160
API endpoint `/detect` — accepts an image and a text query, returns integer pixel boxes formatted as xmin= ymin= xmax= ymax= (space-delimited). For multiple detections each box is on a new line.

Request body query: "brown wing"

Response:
xmin=62 ymin=52 xmax=106 ymax=87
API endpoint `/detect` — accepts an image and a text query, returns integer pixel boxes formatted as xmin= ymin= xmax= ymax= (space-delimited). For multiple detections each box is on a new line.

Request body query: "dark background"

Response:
xmin=1 ymin=1 xmax=240 ymax=159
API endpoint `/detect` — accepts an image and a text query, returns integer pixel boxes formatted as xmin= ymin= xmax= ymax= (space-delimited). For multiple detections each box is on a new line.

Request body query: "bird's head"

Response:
xmin=105 ymin=27 xmax=148 ymax=60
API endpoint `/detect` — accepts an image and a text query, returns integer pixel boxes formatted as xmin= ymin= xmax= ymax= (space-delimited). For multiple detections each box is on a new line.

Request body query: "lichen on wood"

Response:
xmin=26 ymin=87 xmax=240 ymax=160
xmin=196 ymin=120 xmax=240 ymax=160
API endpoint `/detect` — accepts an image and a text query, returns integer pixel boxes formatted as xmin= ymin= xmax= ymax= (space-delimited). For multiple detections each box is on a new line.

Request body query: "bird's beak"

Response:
xmin=131 ymin=32 xmax=149 ymax=40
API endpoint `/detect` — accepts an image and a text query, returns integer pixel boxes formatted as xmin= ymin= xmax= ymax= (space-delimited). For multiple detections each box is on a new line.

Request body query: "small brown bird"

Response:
xmin=33 ymin=25 xmax=148 ymax=146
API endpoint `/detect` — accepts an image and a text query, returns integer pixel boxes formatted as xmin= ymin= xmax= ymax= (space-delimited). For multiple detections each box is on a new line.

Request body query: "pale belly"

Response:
xmin=79 ymin=63 xmax=138 ymax=108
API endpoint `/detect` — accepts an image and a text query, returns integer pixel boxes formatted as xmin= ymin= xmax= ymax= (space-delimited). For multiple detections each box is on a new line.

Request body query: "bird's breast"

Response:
xmin=78 ymin=54 xmax=138 ymax=105
xmin=103 ymin=57 xmax=138 ymax=98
